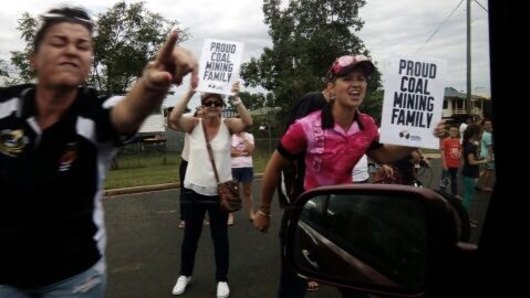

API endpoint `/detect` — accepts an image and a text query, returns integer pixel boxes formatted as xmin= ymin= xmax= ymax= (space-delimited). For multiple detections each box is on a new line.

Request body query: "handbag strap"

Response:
xmin=201 ymin=120 xmax=221 ymax=183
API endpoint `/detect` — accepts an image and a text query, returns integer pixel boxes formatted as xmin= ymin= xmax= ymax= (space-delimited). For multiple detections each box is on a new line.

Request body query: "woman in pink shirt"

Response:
xmin=254 ymin=54 xmax=446 ymax=297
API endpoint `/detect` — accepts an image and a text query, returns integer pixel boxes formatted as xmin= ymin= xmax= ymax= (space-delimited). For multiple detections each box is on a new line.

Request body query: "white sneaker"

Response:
xmin=216 ymin=281 xmax=230 ymax=298
xmin=171 ymin=276 xmax=191 ymax=295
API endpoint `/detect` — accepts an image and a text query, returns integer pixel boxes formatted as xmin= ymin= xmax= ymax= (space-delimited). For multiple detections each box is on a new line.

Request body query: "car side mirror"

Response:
xmin=284 ymin=184 xmax=467 ymax=297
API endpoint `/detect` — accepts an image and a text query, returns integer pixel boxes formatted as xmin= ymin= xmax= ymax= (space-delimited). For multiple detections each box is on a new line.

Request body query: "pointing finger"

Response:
xmin=190 ymin=65 xmax=199 ymax=89
xmin=156 ymin=30 xmax=179 ymax=62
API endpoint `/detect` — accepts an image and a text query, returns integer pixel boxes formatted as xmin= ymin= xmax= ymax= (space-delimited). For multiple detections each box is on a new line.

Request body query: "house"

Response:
xmin=442 ymin=87 xmax=491 ymax=122
xmin=138 ymin=113 xmax=166 ymax=138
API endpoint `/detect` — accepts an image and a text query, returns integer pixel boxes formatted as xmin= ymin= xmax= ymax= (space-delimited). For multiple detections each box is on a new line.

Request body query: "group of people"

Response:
xmin=444 ymin=117 xmax=495 ymax=227
xmin=1 ymin=6 xmax=459 ymax=298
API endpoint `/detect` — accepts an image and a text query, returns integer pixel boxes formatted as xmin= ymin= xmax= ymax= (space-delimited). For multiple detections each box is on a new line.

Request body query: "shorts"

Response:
xmin=232 ymin=167 xmax=254 ymax=183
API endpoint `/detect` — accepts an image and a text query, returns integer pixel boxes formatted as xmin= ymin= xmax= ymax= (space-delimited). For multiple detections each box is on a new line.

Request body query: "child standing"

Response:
xmin=439 ymin=125 xmax=462 ymax=196
xmin=461 ymin=124 xmax=488 ymax=228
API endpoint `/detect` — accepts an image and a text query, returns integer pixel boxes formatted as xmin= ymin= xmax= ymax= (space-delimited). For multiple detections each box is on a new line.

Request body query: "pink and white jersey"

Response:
xmin=280 ymin=110 xmax=379 ymax=190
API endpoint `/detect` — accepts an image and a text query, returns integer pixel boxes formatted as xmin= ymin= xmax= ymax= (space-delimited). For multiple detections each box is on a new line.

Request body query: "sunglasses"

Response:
xmin=329 ymin=55 xmax=371 ymax=76
xmin=41 ymin=7 xmax=94 ymax=30
xmin=203 ymin=100 xmax=223 ymax=108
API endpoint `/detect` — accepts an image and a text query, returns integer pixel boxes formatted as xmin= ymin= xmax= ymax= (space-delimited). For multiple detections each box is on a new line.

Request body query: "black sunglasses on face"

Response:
xmin=203 ymin=100 xmax=223 ymax=107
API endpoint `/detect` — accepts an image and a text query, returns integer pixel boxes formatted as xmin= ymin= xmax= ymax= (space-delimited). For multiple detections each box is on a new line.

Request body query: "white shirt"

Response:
xmin=352 ymin=154 xmax=370 ymax=182
xmin=184 ymin=119 xmax=233 ymax=196
xmin=459 ymin=122 xmax=468 ymax=144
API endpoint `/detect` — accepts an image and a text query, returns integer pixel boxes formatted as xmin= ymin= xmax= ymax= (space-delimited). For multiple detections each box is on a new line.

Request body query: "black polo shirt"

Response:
xmin=0 ymin=84 xmax=124 ymax=289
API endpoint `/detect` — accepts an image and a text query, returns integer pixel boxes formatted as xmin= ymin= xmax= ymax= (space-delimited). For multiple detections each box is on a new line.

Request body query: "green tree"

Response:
xmin=8 ymin=12 xmax=39 ymax=84
xmin=91 ymin=1 xmax=189 ymax=95
xmin=361 ymin=88 xmax=384 ymax=124
xmin=240 ymin=0 xmax=382 ymax=130
xmin=6 ymin=1 xmax=188 ymax=96
xmin=238 ymin=91 xmax=267 ymax=110
xmin=0 ymin=59 xmax=9 ymax=77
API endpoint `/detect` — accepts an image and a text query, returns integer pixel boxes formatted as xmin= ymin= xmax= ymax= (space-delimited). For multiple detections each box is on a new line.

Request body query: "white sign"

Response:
xmin=197 ymin=39 xmax=244 ymax=95
xmin=379 ymin=57 xmax=447 ymax=149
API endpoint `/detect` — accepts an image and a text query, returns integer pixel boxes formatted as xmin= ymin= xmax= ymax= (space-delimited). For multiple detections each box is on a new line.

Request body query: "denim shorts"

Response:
xmin=232 ymin=167 xmax=254 ymax=183
xmin=0 ymin=259 xmax=106 ymax=298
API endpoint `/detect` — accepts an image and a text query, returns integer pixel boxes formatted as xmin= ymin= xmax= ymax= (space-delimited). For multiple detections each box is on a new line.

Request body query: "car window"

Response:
xmin=299 ymin=194 xmax=427 ymax=288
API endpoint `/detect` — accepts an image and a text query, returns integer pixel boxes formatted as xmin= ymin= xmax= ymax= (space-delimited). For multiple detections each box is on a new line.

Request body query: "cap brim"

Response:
xmin=339 ymin=60 xmax=375 ymax=78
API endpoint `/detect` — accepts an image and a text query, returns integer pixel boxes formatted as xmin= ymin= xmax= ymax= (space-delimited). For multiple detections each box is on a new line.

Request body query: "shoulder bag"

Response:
xmin=202 ymin=121 xmax=242 ymax=213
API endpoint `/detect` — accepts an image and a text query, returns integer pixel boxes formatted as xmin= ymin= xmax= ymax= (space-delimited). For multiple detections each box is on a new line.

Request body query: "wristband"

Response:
xmin=257 ymin=210 xmax=270 ymax=217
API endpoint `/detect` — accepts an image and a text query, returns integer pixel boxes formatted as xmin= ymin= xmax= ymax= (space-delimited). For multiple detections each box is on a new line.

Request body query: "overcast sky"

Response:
xmin=0 ymin=0 xmax=490 ymax=108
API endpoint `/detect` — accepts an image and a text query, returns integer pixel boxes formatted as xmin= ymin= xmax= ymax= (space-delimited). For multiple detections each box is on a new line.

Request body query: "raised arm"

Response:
xmin=168 ymin=88 xmax=199 ymax=133
xmin=111 ymin=30 xmax=198 ymax=134
xmin=225 ymin=81 xmax=252 ymax=133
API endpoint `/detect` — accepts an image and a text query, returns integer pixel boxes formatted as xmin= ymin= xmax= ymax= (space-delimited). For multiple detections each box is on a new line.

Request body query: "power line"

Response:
xmin=474 ymin=0 xmax=488 ymax=13
xmin=416 ymin=0 xmax=464 ymax=54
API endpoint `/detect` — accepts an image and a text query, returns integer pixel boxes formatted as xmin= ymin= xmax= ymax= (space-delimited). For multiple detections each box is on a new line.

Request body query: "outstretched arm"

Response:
xmin=254 ymin=151 xmax=291 ymax=233
xmin=369 ymin=121 xmax=446 ymax=164
xmin=111 ymin=30 xmax=198 ymax=134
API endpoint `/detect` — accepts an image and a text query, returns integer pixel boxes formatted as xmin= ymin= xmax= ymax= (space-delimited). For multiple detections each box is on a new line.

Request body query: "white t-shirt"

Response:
xmin=459 ymin=122 xmax=468 ymax=144
xmin=352 ymin=154 xmax=369 ymax=182
xmin=180 ymin=112 xmax=194 ymax=161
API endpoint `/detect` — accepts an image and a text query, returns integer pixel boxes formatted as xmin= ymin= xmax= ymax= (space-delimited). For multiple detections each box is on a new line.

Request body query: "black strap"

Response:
xmin=201 ymin=120 xmax=221 ymax=183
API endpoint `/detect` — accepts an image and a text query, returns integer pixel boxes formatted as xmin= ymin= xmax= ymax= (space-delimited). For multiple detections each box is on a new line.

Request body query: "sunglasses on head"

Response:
xmin=41 ymin=7 xmax=94 ymax=29
xmin=203 ymin=100 xmax=223 ymax=107
xmin=329 ymin=54 xmax=371 ymax=76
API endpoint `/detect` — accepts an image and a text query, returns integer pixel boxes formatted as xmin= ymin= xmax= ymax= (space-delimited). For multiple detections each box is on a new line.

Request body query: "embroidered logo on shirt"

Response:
xmin=0 ymin=129 xmax=29 ymax=157
xmin=58 ymin=142 xmax=78 ymax=172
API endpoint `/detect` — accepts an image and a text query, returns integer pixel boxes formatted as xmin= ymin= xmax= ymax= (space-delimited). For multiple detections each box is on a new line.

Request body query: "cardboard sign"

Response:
xmin=197 ymin=39 xmax=244 ymax=95
xmin=379 ymin=57 xmax=447 ymax=149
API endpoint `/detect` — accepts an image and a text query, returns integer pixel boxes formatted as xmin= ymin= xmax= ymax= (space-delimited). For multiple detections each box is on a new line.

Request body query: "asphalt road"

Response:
xmin=103 ymin=185 xmax=344 ymax=297
xmin=102 ymin=158 xmax=491 ymax=297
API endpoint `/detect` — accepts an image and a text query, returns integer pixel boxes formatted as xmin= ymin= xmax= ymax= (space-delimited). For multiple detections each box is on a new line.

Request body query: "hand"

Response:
xmin=381 ymin=164 xmax=394 ymax=178
xmin=143 ymin=30 xmax=199 ymax=91
xmin=433 ymin=120 xmax=446 ymax=138
xmin=253 ymin=210 xmax=270 ymax=233
xmin=231 ymin=80 xmax=240 ymax=96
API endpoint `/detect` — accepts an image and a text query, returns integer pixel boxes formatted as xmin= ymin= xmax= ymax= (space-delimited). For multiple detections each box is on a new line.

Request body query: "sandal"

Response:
xmin=307 ymin=280 xmax=319 ymax=291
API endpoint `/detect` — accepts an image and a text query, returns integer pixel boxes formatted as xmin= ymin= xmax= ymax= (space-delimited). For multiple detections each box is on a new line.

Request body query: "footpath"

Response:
xmin=104 ymin=153 xmax=440 ymax=197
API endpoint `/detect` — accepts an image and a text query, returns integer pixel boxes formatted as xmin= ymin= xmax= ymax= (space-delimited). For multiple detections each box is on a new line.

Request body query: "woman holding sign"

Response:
xmin=254 ymin=54 xmax=445 ymax=297
xmin=168 ymin=81 xmax=252 ymax=298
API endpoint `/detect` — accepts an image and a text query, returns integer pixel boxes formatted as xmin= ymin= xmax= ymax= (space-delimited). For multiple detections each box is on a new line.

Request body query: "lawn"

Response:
xmin=104 ymin=147 xmax=441 ymax=189
xmin=104 ymin=150 xmax=272 ymax=189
